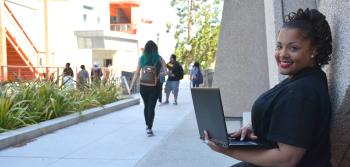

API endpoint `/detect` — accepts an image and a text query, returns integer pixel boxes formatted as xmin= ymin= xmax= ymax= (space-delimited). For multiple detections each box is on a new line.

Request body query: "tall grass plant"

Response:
xmin=0 ymin=79 xmax=121 ymax=132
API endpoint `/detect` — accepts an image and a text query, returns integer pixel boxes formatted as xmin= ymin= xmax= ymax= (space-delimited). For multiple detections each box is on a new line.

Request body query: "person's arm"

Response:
xmin=160 ymin=57 xmax=168 ymax=75
xmin=85 ymin=71 xmax=90 ymax=84
xmin=204 ymin=131 xmax=305 ymax=167
xmin=129 ymin=60 xmax=141 ymax=92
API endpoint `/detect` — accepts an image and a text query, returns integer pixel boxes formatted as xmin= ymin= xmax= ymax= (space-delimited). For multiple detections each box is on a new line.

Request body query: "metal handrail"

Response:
xmin=4 ymin=2 xmax=38 ymax=53
xmin=110 ymin=23 xmax=136 ymax=33
xmin=0 ymin=65 xmax=125 ymax=82
xmin=3 ymin=1 xmax=40 ymax=77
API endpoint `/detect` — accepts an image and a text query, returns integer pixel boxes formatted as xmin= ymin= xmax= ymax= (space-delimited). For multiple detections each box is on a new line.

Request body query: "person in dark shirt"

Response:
xmin=164 ymin=54 xmax=183 ymax=105
xmin=62 ymin=62 xmax=74 ymax=87
xmin=63 ymin=63 xmax=74 ymax=77
xmin=204 ymin=8 xmax=333 ymax=167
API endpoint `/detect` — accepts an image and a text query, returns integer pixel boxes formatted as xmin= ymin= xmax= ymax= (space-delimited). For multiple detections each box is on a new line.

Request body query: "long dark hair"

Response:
xmin=140 ymin=40 xmax=160 ymax=67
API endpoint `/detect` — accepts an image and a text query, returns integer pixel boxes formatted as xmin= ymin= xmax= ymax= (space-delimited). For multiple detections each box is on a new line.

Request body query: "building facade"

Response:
xmin=0 ymin=0 xmax=144 ymax=80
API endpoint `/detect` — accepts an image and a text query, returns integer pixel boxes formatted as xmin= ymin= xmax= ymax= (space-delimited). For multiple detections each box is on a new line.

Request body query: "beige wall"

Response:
xmin=214 ymin=0 xmax=270 ymax=117
xmin=318 ymin=0 xmax=350 ymax=166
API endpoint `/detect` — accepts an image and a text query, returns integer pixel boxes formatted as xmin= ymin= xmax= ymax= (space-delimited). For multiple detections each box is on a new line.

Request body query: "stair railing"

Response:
xmin=3 ymin=2 xmax=39 ymax=75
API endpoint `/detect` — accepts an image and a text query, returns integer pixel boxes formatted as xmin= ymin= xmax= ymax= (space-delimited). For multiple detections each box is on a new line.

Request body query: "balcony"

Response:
xmin=110 ymin=0 xmax=140 ymax=7
xmin=110 ymin=24 xmax=136 ymax=34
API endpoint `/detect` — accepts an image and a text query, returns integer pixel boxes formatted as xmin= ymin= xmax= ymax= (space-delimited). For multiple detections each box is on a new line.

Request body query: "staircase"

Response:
xmin=6 ymin=40 xmax=35 ymax=80
xmin=3 ymin=2 xmax=39 ymax=81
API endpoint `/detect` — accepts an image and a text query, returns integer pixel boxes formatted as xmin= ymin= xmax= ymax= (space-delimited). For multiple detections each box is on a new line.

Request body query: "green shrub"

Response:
xmin=0 ymin=79 xmax=121 ymax=132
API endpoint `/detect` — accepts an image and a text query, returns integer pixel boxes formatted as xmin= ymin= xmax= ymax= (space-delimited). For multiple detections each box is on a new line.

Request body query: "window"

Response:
xmin=77 ymin=37 xmax=92 ymax=49
xmin=105 ymin=59 xmax=112 ymax=67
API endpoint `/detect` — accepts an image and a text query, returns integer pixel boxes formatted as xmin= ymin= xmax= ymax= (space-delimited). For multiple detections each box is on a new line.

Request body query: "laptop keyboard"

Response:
xmin=229 ymin=138 xmax=258 ymax=145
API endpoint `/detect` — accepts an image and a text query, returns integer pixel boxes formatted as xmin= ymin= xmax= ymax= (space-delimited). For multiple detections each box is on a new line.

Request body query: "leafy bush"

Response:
xmin=0 ymin=80 xmax=121 ymax=132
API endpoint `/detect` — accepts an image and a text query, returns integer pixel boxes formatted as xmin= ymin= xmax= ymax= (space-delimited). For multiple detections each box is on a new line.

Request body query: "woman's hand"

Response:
xmin=204 ymin=130 xmax=228 ymax=154
xmin=229 ymin=124 xmax=258 ymax=141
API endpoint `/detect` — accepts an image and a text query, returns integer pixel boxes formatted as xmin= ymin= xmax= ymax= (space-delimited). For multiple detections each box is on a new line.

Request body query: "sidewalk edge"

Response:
xmin=0 ymin=97 xmax=140 ymax=150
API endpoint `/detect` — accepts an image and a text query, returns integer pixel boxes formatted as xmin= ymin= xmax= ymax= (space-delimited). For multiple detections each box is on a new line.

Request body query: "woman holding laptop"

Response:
xmin=204 ymin=8 xmax=333 ymax=167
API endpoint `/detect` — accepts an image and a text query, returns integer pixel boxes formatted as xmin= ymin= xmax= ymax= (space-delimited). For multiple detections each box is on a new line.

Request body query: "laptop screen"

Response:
xmin=191 ymin=88 xmax=229 ymax=146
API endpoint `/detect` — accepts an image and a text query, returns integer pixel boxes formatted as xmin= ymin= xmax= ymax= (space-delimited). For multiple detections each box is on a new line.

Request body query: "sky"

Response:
xmin=138 ymin=0 xmax=178 ymax=59
xmin=139 ymin=0 xmax=178 ymax=28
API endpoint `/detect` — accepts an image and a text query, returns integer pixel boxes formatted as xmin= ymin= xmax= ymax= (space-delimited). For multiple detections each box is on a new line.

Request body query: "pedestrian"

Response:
xmin=62 ymin=62 xmax=74 ymax=87
xmin=164 ymin=54 xmax=184 ymax=105
xmin=91 ymin=63 xmax=103 ymax=86
xmin=129 ymin=40 xmax=168 ymax=137
xmin=77 ymin=65 xmax=89 ymax=90
xmin=63 ymin=62 xmax=74 ymax=77
xmin=204 ymin=8 xmax=333 ymax=167
xmin=104 ymin=63 xmax=112 ymax=84
xmin=190 ymin=61 xmax=203 ymax=87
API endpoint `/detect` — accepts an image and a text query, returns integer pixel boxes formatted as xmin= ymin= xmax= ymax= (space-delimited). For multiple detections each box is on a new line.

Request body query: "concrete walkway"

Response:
xmin=0 ymin=80 xmax=240 ymax=167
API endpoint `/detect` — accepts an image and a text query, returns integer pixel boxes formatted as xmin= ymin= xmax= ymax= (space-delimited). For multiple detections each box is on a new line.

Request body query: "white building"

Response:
xmin=1 ymin=0 xmax=145 ymax=80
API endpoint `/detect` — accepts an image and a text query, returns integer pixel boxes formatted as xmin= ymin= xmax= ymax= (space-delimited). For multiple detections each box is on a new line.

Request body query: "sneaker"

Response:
xmin=163 ymin=101 xmax=169 ymax=104
xmin=146 ymin=128 xmax=153 ymax=137
xmin=173 ymin=101 xmax=178 ymax=105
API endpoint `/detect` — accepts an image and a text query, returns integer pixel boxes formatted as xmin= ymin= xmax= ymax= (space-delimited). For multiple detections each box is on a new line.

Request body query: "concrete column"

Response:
xmin=264 ymin=0 xmax=282 ymax=87
xmin=317 ymin=1 xmax=350 ymax=166
xmin=213 ymin=0 xmax=269 ymax=117
xmin=280 ymin=0 xmax=317 ymax=15
xmin=0 ymin=0 xmax=7 ymax=80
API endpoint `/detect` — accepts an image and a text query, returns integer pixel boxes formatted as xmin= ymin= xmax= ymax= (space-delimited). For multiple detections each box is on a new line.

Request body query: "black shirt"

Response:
xmin=63 ymin=67 xmax=74 ymax=77
xmin=251 ymin=67 xmax=332 ymax=167
xmin=167 ymin=61 xmax=182 ymax=81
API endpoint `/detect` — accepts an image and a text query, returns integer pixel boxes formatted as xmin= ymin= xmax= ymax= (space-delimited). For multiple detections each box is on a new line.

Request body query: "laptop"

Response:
xmin=190 ymin=88 xmax=276 ymax=149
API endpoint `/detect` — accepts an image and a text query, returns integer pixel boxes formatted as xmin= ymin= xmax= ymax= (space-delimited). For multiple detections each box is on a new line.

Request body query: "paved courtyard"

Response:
xmin=0 ymin=80 xmax=240 ymax=167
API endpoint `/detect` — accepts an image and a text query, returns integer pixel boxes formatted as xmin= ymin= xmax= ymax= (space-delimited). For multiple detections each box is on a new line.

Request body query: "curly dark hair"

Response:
xmin=283 ymin=8 xmax=332 ymax=67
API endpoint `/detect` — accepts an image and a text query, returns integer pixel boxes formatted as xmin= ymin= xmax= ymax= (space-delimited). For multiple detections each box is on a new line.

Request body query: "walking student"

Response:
xmin=164 ymin=54 xmax=184 ymax=105
xmin=130 ymin=40 xmax=168 ymax=137
xmin=190 ymin=61 xmax=203 ymax=87
xmin=77 ymin=65 xmax=89 ymax=90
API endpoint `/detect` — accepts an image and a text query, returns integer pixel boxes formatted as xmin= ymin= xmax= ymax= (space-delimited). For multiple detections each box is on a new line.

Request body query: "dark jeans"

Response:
xmin=192 ymin=82 xmax=199 ymax=87
xmin=158 ymin=82 xmax=164 ymax=102
xmin=192 ymin=79 xmax=200 ymax=87
xmin=140 ymin=84 xmax=160 ymax=129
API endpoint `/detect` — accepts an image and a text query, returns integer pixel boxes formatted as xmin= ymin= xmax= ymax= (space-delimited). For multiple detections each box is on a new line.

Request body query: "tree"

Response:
xmin=169 ymin=0 xmax=223 ymax=72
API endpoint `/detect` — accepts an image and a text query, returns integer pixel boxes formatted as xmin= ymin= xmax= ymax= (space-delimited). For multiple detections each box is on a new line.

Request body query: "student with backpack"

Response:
xmin=164 ymin=54 xmax=184 ymax=105
xmin=129 ymin=40 xmax=168 ymax=137
xmin=190 ymin=61 xmax=203 ymax=87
